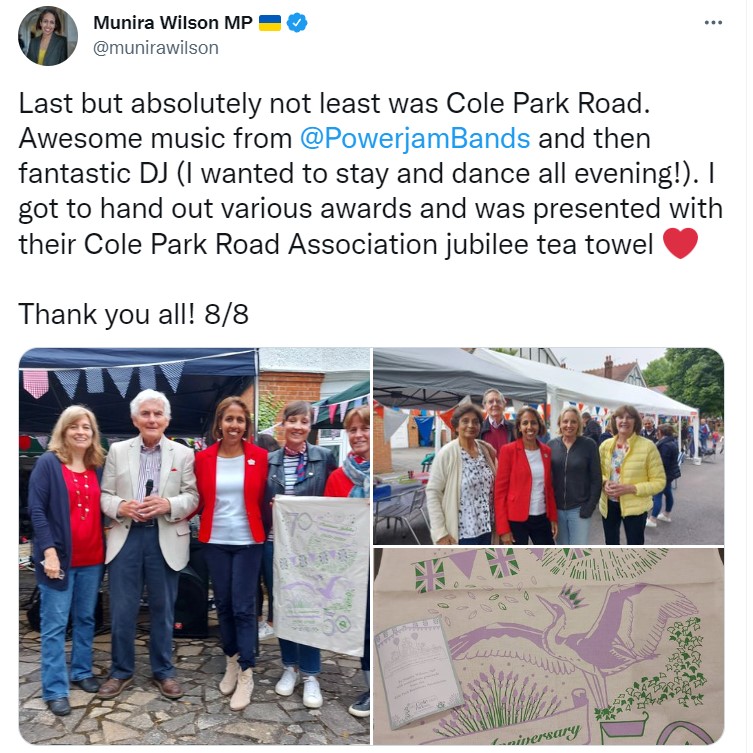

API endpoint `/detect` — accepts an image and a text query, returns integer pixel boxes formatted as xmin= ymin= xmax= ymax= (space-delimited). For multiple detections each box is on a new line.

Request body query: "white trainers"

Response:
xmin=229 ymin=667 xmax=254 ymax=711
xmin=645 ymin=517 xmax=657 ymax=528
xmin=657 ymin=513 xmax=672 ymax=522
xmin=258 ymin=622 xmax=275 ymax=640
xmin=302 ymin=675 xmax=323 ymax=709
xmin=219 ymin=653 xmax=240 ymax=696
xmin=275 ymin=666 xmax=299 ymax=696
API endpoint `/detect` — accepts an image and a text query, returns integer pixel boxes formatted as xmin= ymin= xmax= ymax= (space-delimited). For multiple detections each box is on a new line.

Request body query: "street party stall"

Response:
xmin=472 ymin=348 xmax=702 ymax=461
xmin=373 ymin=348 xmax=547 ymax=452
xmin=19 ymin=348 xmax=259 ymax=540
xmin=19 ymin=348 xmax=259 ymax=438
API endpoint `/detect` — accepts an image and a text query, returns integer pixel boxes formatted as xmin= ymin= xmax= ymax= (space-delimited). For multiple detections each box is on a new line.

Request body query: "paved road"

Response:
xmin=376 ymin=446 xmax=724 ymax=546
xmin=18 ymin=570 xmax=370 ymax=745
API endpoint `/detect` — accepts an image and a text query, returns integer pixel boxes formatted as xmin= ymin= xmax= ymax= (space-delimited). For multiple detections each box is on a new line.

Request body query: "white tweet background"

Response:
xmin=4 ymin=0 xmax=747 ymax=749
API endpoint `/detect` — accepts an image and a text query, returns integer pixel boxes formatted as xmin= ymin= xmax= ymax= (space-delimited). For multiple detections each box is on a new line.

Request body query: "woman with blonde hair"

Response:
xmin=28 ymin=405 xmax=106 ymax=716
xmin=548 ymin=407 xmax=601 ymax=545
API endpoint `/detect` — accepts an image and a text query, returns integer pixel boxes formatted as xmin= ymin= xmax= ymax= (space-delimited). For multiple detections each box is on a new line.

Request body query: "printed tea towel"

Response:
xmin=273 ymin=495 xmax=369 ymax=656
xmin=374 ymin=548 xmax=722 ymax=745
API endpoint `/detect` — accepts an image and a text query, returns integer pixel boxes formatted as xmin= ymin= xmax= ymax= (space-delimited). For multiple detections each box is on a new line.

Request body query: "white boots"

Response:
xmin=220 ymin=654 xmax=254 ymax=710
xmin=230 ymin=667 xmax=254 ymax=711
xmin=219 ymin=653 xmax=240 ymax=696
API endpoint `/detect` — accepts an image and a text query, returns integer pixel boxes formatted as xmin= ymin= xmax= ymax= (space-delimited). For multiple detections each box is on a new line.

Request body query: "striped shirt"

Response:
xmin=136 ymin=443 xmax=162 ymax=502
xmin=282 ymin=450 xmax=307 ymax=494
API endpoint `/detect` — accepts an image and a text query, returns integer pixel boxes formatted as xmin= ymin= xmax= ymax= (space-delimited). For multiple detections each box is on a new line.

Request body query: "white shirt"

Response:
xmin=525 ymin=448 xmax=546 ymax=516
xmin=209 ymin=455 xmax=254 ymax=545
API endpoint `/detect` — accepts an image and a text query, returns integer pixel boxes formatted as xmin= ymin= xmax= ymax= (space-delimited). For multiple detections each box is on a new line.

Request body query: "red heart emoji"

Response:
xmin=663 ymin=228 xmax=698 ymax=259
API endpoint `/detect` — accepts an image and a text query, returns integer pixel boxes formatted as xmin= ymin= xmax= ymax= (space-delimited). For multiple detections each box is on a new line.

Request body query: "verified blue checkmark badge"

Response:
xmin=287 ymin=13 xmax=308 ymax=32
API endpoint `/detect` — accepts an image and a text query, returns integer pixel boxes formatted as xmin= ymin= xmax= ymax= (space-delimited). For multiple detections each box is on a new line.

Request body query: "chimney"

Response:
xmin=604 ymin=355 xmax=613 ymax=380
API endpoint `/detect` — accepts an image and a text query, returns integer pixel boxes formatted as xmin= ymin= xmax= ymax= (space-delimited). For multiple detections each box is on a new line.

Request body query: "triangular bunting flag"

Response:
xmin=338 ymin=400 xmax=348 ymax=422
xmin=55 ymin=370 xmax=81 ymax=400
xmin=312 ymin=406 xmax=320 ymax=424
xmin=23 ymin=371 xmax=49 ymax=399
xmin=108 ymin=367 xmax=133 ymax=398
xmin=37 ymin=436 xmax=49 ymax=449
xmin=439 ymin=408 xmax=455 ymax=431
xmin=85 ymin=368 xmax=104 ymax=393
xmin=160 ymin=361 xmax=185 ymax=392
xmin=328 ymin=404 xmax=337 ymax=424
xmin=448 ymin=550 xmax=478 ymax=579
xmin=139 ymin=365 xmax=157 ymax=390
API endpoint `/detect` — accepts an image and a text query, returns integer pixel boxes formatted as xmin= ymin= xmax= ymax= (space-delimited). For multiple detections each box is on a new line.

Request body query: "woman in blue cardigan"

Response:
xmin=28 ymin=406 xmax=106 ymax=716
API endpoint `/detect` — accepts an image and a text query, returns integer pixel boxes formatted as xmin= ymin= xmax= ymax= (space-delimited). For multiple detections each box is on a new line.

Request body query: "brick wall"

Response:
xmin=373 ymin=411 xmax=392 ymax=474
xmin=240 ymin=371 xmax=325 ymax=443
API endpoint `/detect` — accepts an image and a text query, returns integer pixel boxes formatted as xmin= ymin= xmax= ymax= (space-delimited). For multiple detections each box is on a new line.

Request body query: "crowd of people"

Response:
xmin=27 ymin=390 xmax=370 ymax=720
xmin=426 ymin=390 xmax=682 ymax=549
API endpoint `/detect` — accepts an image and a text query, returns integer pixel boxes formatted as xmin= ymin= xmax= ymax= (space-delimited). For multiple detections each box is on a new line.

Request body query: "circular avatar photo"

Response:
xmin=20 ymin=7 xmax=77 ymax=66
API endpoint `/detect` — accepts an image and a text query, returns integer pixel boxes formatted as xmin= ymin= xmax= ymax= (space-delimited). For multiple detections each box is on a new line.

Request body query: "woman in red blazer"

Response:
xmin=194 ymin=396 xmax=269 ymax=712
xmin=494 ymin=407 xmax=558 ymax=545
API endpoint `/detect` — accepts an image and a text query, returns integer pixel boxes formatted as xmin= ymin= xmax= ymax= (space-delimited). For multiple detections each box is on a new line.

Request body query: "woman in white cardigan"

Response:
xmin=425 ymin=403 xmax=497 ymax=545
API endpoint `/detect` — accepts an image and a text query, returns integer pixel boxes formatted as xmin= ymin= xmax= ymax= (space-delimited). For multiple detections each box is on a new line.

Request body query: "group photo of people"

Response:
xmin=19 ymin=348 xmax=371 ymax=745
xmin=373 ymin=347 xmax=724 ymax=548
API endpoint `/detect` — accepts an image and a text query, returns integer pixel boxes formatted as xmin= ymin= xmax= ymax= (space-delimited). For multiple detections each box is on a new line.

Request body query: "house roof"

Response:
xmin=583 ymin=361 xmax=640 ymax=382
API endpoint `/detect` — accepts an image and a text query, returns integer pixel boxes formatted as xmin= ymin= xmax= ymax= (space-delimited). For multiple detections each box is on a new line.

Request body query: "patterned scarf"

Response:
xmin=343 ymin=452 xmax=370 ymax=498
xmin=284 ymin=446 xmax=308 ymax=482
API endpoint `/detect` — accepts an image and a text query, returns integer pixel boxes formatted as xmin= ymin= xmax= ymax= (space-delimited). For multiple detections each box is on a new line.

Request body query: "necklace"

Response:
xmin=68 ymin=468 xmax=91 ymax=520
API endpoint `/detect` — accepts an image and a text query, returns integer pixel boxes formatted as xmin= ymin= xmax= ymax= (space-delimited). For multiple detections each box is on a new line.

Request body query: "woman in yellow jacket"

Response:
xmin=599 ymin=405 xmax=666 ymax=545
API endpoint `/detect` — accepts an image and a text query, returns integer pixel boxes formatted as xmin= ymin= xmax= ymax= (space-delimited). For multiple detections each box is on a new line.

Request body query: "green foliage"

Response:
xmin=256 ymin=393 xmax=285 ymax=431
xmin=643 ymin=356 xmax=671 ymax=387
xmin=660 ymin=349 xmax=724 ymax=416
xmin=490 ymin=347 xmax=519 ymax=356
xmin=594 ymin=617 xmax=706 ymax=721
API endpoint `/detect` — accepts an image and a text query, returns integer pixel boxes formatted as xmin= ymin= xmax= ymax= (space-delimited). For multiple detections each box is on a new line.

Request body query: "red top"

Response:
xmin=324 ymin=468 xmax=353 ymax=497
xmin=494 ymin=439 xmax=557 ymax=536
xmin=483 ymin=423 xmax=513 ymax=454
xmin=194 ymin=440 xmax=269 ymax=543
xmin=323 ymin=454 xmax=368 ymax=498
xmin=63 ymin=466 xmax=104 ymax=568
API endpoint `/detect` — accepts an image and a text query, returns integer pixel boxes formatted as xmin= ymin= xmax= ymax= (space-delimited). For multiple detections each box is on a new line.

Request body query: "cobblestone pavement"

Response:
xmin=18 ymin=572 xmax=370 ymax=745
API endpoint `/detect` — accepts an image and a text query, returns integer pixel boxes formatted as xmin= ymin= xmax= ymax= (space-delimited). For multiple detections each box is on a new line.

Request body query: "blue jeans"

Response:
xmin=652 ymin=481 xmax=675 ymax=517
xmin=279 ymin=639 xmax=321 ymax=675
xmin=556 ymin=508 xmax=591 ymax=546
xmin=39 ymin=564 xmax=104 ymax=701
xmin=257 ymin=539 xmax=274 ymax=624
xmin=203 ymin=543 xmax=263 ymax=670
xmin=108 ymin=525 xmax=179 ymax=679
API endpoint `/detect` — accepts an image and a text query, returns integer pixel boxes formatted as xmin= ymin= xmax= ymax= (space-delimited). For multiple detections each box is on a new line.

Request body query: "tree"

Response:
xmin=661 ymin=349 xmax=723 ymax=416
xmin=643 ymin=356 xmax=670 ymax=387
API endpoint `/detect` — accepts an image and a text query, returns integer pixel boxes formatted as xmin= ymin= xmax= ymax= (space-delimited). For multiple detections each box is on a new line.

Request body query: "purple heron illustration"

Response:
xmin=448 ymin=583 xmax=697 ymax=709
xmin=282 ymin=575 xmax=349 ymax=601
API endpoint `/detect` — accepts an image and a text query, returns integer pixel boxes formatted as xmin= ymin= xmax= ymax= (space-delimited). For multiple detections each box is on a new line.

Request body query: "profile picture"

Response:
xmin=20 ymin=7 xmax=77 ymax=66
